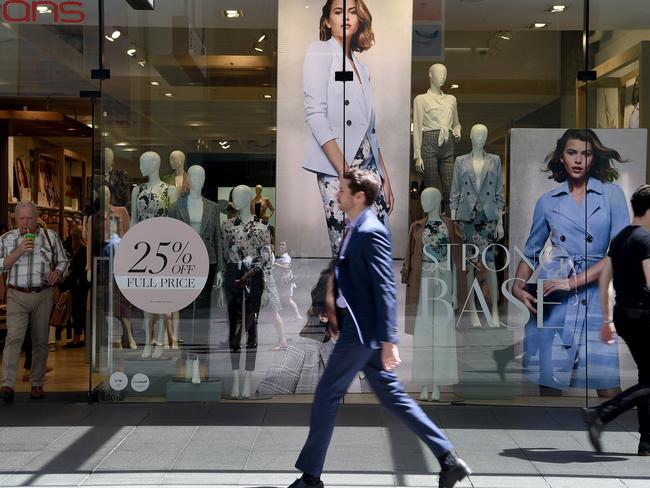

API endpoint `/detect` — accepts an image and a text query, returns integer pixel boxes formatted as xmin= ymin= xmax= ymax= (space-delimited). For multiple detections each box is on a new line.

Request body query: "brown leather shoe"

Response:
xmin=30 ymin=386 xmax=45 ymax=400
xmin=1 ymin=386 xmax=14 ymax=403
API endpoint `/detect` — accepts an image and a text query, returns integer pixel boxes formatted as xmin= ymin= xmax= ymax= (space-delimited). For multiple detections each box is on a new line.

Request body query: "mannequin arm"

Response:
xmin=496 ymin=212 xmax=504 ymax=240
xmin=266 ymin=198 xmax=275 ymax=218
xmin=168 ymin=186 xmax=178 ymax=207
xmin=130 ymin=187 xmax=139 ymax=227
xmin=449 ymin=158 xmax=462 ymax=217
xmin=215 ymin=271 xmax=223 ymax=288
xmin=412 ymin=96 xmax=424 ymax=161
xmin=451 ymin=96 xmax=461 ymax=141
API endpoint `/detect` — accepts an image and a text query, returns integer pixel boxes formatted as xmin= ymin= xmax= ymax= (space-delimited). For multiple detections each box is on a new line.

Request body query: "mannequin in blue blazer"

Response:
xmin=512 ymin=129 xmax=629 ymax=396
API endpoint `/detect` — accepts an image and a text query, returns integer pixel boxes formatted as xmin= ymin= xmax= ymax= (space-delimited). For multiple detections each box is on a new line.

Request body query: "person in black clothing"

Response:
xmin=583 ymin=184 xmax=650 ymax=456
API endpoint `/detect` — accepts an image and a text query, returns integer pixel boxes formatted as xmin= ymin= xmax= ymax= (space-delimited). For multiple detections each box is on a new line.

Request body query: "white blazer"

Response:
xmin=449 ymin=152 xmax=505 ymax=221
xmin=302 ymin=37 xmax=382 ymax=178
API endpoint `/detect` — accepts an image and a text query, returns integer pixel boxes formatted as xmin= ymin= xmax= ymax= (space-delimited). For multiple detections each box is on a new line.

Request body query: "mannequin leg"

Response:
xmin=242 ymin=370 xmax=252 ymax=398
xmin=172 ymin=312 xmax=180 ymax=349
xmin=431 ymin=384 xmax=441 ymax=401
xmin=152 ymin=315 xmax=165 ymax=358
xmin=184 ymin=359 xmax=193 ymax=380
xmin=163 ymin=315 xmax=171 ymax=350
xmin=141 ymin=312 xmax=153 ymax=358
xmin=230 ymin=369 xmax=240 ymax=398
xmin=486 ymin=268 xmax=500 ymax=328
xmin=121 ymin=318 xmax=137 ymax=349
xmin=272 ymin=311 xmax=288 ymax=350
xmin=191 ymin=358 xmax=201 ymax=384
xmin=465 ymin=268 xmax=482 ymax=327
xmin=419 ymin=386 xmax=429 ymax=401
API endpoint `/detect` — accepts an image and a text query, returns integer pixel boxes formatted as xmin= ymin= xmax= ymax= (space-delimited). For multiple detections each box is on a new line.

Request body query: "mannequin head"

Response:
xmin=169 ymin=150 xmax=186 ymax=172
xmin=231 ymin=185 xmax=253 ymax=211
xmin=187 ymin=165 xmax=205 ymax=193
xmin=420 ymin=187 xmax=441 ymax=214
xmin=428 ymin=64 xmax=447 ymax=89
xmin=255 ymin=184 xmax=263 ymax=197
xmin=104 ymin=147 xmax=114 ymax=173
xmin=139 ymin=151 xmax=161 ymax=178
xmin=470 ymin=124 xmax=488 ymax=151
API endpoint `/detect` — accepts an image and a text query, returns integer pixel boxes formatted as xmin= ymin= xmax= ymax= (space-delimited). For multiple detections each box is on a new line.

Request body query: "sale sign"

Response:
xmin=113 ymin=217 xmax=210 ymax=314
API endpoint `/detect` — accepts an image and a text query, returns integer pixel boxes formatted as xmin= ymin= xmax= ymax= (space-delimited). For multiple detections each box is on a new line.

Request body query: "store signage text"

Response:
xmin=1 ymin=1 xmax=85 ymax=24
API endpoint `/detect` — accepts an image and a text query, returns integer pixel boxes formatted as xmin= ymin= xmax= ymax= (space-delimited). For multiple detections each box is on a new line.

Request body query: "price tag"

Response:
xmin=113 ymin=217 xmax=210 ymax=314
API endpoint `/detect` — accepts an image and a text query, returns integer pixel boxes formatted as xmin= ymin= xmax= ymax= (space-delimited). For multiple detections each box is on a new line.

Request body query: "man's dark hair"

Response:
xmin=343 ymin=168 xmax=380 ymax=207
xmin=631 ymin=184 xmax=650 ymax=217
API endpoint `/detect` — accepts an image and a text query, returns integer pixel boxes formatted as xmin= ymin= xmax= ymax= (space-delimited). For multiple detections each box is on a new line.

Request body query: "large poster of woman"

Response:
xmin=39 ymin=158 xmax=60 ymax=208
xmin=276 ymin=0 xmax=412 ymax=258
xmin=508 ymin=128 xmax=647 ymax=395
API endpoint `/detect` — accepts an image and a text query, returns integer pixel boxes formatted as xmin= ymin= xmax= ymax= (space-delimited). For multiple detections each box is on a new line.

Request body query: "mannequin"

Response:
xmin=450 ymin=124 xmax=504 ymax=327
xmin=250 ymin=185 xmax=275 ymax=223
xmin=406 ymin=188 xmax=458 ymax=401
xmin=131 ymin=152 xmax=178 ymax=358
xmin=168 ymin=165 xmax=224 ymax=384
xmin=413 ymin=64 xmax=461 ymax=213
xmin=163 ymin=150 xmax=190 ymax=196
xmin=104 ymin=147 xmax=131 ymax=207
xmin=222 ymin=185 xmax=271 ymax=398
xmin=86 ymin=186 xmax=136 ymax=349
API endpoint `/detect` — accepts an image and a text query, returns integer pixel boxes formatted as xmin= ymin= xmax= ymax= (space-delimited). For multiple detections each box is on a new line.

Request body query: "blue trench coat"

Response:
xmin=522 ymin=178 xmax=629 ymax=390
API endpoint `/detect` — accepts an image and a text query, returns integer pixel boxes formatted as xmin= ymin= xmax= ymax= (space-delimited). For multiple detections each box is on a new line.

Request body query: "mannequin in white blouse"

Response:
xmin=413 ymin=64 xmax=461 ymax=174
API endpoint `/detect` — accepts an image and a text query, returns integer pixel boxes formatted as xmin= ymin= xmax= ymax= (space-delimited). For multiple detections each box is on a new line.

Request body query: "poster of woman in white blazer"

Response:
xmin=302 ymin=0 xmax=395 ymax=255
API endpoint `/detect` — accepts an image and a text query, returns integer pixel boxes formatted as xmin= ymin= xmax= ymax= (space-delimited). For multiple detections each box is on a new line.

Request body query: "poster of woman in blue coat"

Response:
xmin=510 ymin=128 xmax=647 ymax=397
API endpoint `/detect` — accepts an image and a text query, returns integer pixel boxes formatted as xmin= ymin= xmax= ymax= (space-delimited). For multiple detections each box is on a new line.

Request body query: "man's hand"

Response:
xmin=45 ymin=270 xmax=61 ymax=286
xmin=16 ymin=238 xmax=34 ymax=256
xmin=381 ymin=342 xmax=401 ymax=371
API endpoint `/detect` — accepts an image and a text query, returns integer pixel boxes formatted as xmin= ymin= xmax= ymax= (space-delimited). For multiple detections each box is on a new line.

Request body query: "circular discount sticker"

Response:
xmin=113 ymin=217 xmax=210 ymax=314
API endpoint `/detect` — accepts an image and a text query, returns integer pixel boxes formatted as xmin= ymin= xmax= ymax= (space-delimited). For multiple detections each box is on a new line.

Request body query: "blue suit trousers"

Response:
xmin=295 ymin=317 xmax=453 ymax=477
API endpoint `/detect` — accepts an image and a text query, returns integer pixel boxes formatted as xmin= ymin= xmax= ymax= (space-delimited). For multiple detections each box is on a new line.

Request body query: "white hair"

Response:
xmin=15 ymin=201 xmax=39 ymax=217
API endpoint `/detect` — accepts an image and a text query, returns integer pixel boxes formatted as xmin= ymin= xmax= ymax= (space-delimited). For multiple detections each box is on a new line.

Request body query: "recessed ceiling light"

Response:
xmin=164 ymin=93 xmax=174 ymax=97
xmin=550 ymin=5 xmax=566 ymax=13
xmin=450 ymin=84 xmax=459 ymax=89
xmin=254 ymin=46 xmax=264 ymax=52
xmin=127 ymin=48 xmax=137 ymax=56
xmin=498 ymin=31 xmax=512 ymax=40
xmin=223 ymin=10 xmax=242 ymax=18
xmin=531 ymin=22 xmax=548 ymax=29
xmin=219 ymin=141 xmax=229 ymax=146
xmin=257 ymin=34 xmax=266 ymax=43
xmin=106 ymin=29 xmax=121 ymax=42
xmin=36 ymin=6 xmax=52 ymax=14
xmin=102 ymin=132 xmax=110 ymax=137
xmin=264 ymin=94 xmax=272 ymax=99
xmin=149 ymin=81 xmax=160 ymax=86
xmin=122 ymin=148 xmax=138 ymax=152
xmin=116 ymin=142 xmax=129 ymax=146
xmin=138 ymin=60 xmax=146 ymax=67
xmin=221 ymin=144 xmax=231 ymax=150
xmin=188 ymin=123 xmax=201 ymax=127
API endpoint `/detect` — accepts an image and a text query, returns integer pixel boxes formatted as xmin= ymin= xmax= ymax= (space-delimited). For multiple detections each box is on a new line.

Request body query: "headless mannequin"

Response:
xmin=83 ymin=148 xmax=115 ymax=242
xmin=250 ymin=184 xmax=274 ymax=223
xmin=413 ymin=64 xmax=461 ymax=212
xmin=131 ymin=152 xmax=178 ymax=358
xmin=417 ymin=188 xmax=457 ymax=402
xmin=86 ymin=186 xmax=137 ymax=349
xmin=451 ymin=124 xmax=504 ymax=327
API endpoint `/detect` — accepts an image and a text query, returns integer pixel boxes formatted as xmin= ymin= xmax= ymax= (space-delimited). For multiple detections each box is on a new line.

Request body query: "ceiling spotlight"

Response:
xmin=531 ymin=22 xmax=548 ymax=29
xmin=149 ymin=81 xmax=160 ymax=86
xmin=138 ymin=60 xmax=146 ymax=67
xmin=257 ymin=34 xmax=267 ymax=43
xmin=36 ymin=5 xmax=52 ymax=14
xmin=127 ymin=48 xmax=137 ymax=56
xmin=550 ymin=5 xmax=566 ymax=13
xmin=450 ymin=84 xmax=459 ymax=89
xmin=164 ymin=93 xmax=174 ymax=97
xmin=498 ymin=31 xmax=512 ymax=40
xmin=219 ymin=141 xmax=229 ymax=147
xmin=264 ymin=94 xmax=272 ymax=99
xmin=221 ymin=144 xmax=231 ymax=150
xmin=223 ymin=10 xmax=242 ymax=18
xmin=105 ymin=29 xmax=121 ymax=42
xmin=121 ymin=148 xmax=138 ymax=152
xmin=254 ymin=45 xmax=264 ymax=52
xmin=115 ymin=142 xmax=129 ymax=146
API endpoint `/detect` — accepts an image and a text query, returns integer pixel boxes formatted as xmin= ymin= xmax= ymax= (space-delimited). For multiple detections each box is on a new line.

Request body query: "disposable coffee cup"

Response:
xmin=24 ymin=233 xmax=36 ymax=241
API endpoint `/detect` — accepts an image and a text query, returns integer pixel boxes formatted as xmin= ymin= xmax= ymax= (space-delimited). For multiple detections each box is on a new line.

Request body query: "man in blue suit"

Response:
xmin=288 ymin=169 xmax=471 ymax=488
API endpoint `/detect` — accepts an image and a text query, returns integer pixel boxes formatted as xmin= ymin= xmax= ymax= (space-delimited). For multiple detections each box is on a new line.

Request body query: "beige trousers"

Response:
xmin=1 ymin=287 xmax=54 ymax=388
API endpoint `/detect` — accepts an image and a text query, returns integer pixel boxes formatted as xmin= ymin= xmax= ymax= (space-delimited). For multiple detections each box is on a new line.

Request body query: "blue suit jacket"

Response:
xmin=336 ymin=210 xmax=398 ymax=348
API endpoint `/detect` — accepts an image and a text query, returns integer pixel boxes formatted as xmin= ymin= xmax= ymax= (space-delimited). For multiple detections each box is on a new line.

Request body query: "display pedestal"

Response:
xmin=123 ymin=358 xmax=175 ymax=396
xmin=166 ymin=378 xmax=223 ymax=402
xmin=458 ymin=328 xmax=515 ymax=400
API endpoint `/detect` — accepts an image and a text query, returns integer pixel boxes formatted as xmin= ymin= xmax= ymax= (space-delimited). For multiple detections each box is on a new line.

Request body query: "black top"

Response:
xmin=608 ymin=225 xmax=650 ymax=308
